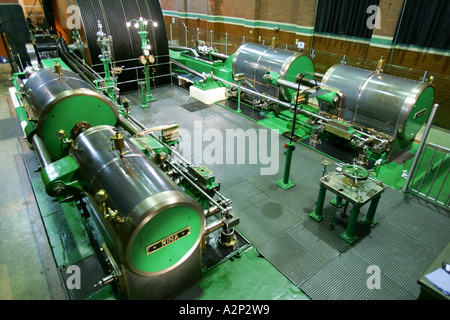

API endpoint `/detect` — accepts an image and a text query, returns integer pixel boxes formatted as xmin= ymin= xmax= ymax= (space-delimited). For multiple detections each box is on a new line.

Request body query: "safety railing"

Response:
xmin=403 ymin=104 xmax=450 ymax=208
xmin=406 ymin=143 xmax=450 ymax=208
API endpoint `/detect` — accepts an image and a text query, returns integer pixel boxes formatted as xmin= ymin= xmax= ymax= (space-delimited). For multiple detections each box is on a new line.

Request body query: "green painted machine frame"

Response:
xmin=11 ymin=57 xmax=248 ymax=299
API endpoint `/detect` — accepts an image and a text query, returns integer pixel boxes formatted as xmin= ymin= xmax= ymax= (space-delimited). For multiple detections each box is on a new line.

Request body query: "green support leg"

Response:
xmin=330 ymin=196 xmax=346 ymax=208
xmin=340 ymin=205 xmax=360 ymax=244
xmin=276 ymin=142 xmax=295 ymax=190
xmin=144 ymin=65 xmax=157 ymax=104
xmin=309 ymin=185 xmax=327 ymax=222
xmin=360 ymin=195 xmax=380 ymax=228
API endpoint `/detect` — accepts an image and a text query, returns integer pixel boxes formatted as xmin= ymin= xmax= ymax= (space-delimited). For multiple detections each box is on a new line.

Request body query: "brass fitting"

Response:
xmin=109 ymin=131 xmax=125 ymax=158
xmin=57 ymin=129 xmax=75 ymax=149
xmin=95 ymin=189 xmax=124 ymax=226
xmin=376 ymin=57 xmax=385 ymax=74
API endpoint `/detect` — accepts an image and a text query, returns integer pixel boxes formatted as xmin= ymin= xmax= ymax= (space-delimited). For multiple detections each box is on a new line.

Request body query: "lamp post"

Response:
xmin=96 ymin=20 xmax=119 ymax=104
xmin=126 ymin=17 xmax=158 ymax=108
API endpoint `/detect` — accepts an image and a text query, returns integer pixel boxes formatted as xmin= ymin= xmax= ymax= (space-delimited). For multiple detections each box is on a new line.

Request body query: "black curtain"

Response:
xmin=0 ymin=5 xmax=31 ymax=68
xmin=314 ymin=0 xmax=380 ymax=39
xmin=75 ymin=0 xmax=170 ymax=93
xmin=395 ymin=0 xmax=450 ymax=50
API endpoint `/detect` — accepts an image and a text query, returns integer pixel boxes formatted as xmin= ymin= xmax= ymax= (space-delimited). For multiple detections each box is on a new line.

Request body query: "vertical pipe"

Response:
xmin=196 ymin=28 xmax=199 ymax=47
xmin=225 ymin=33 xmax=228 ymax=55
xmin=282 ymin=143 xmax=295 ymax=185
xmin=237 ymin=79 xmax=242 ymax=113
xmin=402 ymin=104 xmax=439 ymax=193
xmin=387 ymin=0 xmax=408 ymax=71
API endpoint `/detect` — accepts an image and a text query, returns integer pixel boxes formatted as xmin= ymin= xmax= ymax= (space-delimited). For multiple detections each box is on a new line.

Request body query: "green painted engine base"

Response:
xmin=30 ymin=174 xmax=308 ymax=300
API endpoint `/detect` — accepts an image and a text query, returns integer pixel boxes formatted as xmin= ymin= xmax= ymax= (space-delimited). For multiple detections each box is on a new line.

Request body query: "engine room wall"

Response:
xmin=160 ymin=0 xmax=450 ymax=131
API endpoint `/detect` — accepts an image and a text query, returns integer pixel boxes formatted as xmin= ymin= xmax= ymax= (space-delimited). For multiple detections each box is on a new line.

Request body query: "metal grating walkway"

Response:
xmin=257 ymin=189 xmax=449 ymax=300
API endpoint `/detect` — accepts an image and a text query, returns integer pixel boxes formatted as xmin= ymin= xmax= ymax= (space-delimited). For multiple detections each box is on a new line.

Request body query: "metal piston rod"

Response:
xmin=119 ymin=114 xmax=235 ymax=220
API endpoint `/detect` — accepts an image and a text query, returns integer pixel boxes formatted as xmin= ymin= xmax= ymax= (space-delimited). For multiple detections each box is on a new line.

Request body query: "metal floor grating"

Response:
xmin=382 ymin=199 xmax=440 ymax=238
xmin=59 ymin=255 xmax=108 ymax=300
xmin=171 ymin=284 xmax=205 ymax=300
xmin=257 ymin=234 xmax=323 ymax=286
xmin=300 ymin=251 xmax=416 ymax=300
xmin=286 ymin=222 xmax=342 ymax=263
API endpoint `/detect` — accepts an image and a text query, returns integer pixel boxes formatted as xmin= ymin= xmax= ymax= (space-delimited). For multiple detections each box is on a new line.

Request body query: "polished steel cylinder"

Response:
xmin=22 ymin=68 xmax=118 ymax=158
xmin=322 ymin=64 xmax=435 ymax=140
xmin=232 ymin=43 xmax=314 ymax=101
xmin=23 ymin=68 xmax=107 ymax=121
xmin=71 ymin=126 xmax=205 ymax=276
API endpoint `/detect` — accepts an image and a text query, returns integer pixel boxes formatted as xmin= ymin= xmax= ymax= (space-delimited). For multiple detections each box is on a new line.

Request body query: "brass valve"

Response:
xmin=105 ymin=208 xmax=124 ymax=224
xmin=376 ymin=57 xmax=385 ymax=74
xmin=57 ymin=129 xmax=75 ymax=149
xmin=54 ymin=62 xmax=62 ymax=79
xmin=294 ymin=89 xmax=308 ymax=105
xmin=109 ymin=131 xmax=125 ymax=158
xmin=95 ymin=189 xmax=124 ymax=226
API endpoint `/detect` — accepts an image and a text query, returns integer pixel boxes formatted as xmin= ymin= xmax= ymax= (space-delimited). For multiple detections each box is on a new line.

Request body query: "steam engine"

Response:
xmin=12 ymin=65 xmax=240 ymax=299
xmin=171 ymin=43 xmax=435 ymax=166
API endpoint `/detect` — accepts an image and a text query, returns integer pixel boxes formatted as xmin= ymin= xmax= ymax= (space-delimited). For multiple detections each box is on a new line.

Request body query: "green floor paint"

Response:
xmin=199 ymin=247 xmax=310 ymax=300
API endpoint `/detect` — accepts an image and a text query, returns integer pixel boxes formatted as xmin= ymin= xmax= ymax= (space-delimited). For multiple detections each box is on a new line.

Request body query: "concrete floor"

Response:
xmin=0 ymin=63 xmax=52 ymax=299
xmin=0 ymin=61 xmax=449 ymax=300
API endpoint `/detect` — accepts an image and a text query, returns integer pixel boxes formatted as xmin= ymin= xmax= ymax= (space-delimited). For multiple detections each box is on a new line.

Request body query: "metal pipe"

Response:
xmin=425 ymin=146 xmax=446 ymax=197
xmin=402 ymin=103 xmax=439 ymax=193
xmin=171 ymin=59 xmax=207 ymax=80
xmin=210 ymin=51 xmax=230 ymax=61
xmin=32 ymin=135 xmax=53 ymax=168
xmin=204 ymin=219 xmax=225 ymax=236
xmin=171 ymin=60 xmax=388 ymax=144
xmin=387 ymin=0 xmax=407 ymax=71
xmin=225 ymin=33 xmax=228 ymax=55
xmin=123 ymin=114 xmax=233 ymax=210
xmin=276 ymin=78 xmax=311 ymax=92
xmin=210 ymin=73 xmax=329 ymax=121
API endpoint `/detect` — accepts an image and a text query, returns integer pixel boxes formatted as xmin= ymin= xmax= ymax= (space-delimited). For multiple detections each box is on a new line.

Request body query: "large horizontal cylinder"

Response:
xmin=321 ymin=64 xmax=435 ymax=140
xmin=232 ymin=43 xmax=315 ymax=102
xmin=71 ymin=125 xmax=205 ymax=276
xmin=23 ymin=68 xmax=118 ymax=158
